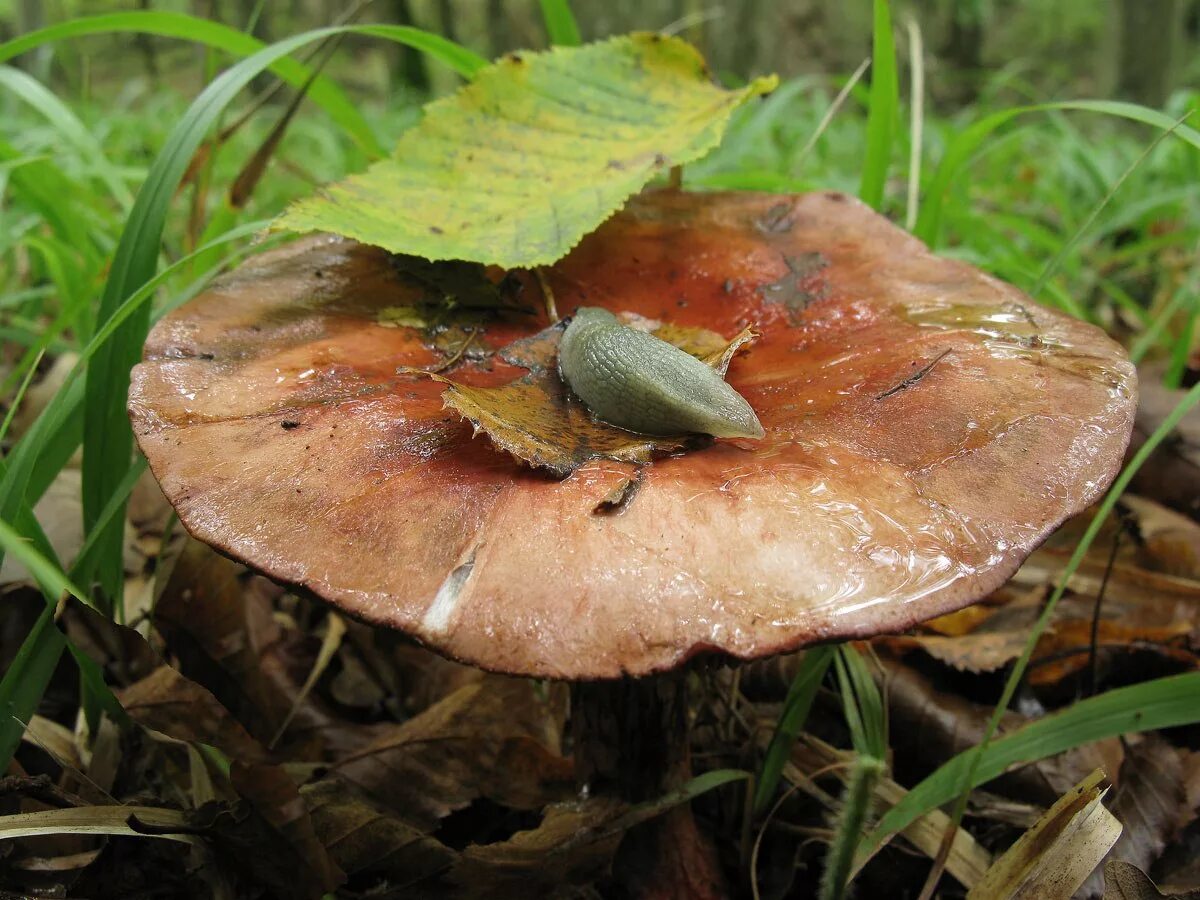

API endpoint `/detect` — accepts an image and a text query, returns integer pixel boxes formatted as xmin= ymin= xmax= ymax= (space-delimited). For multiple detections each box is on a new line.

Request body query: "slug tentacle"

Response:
xmin=558 ymin=307 xmax=764 ymax=439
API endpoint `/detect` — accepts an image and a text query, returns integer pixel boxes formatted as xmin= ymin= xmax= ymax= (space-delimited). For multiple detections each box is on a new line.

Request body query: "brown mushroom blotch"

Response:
xmin=130 ymin=191 xmax=1136 ymax=679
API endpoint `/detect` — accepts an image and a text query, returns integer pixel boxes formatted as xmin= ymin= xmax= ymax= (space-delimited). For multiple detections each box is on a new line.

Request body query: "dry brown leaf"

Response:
xmin=968 ymin=769 xmax=1121 ymax=900
xmin=411 ymin=318 xmax=756 ymax=477
xmin=331 ymin=676 xmax=572 ymax=830
xmin=154 ymin=539 xmax=366 ymax=760
xmin=448 ymin=798 xmax=626 ymax=894
xmin=302 ymin=779 xmax=456 ymax=886
xmin=119 ymin=665 xmax=270 ymax=765
xmin=179 ymin=763 xmax=344 ymax=899
xmin=1080 ymin=737 xmax=1190 ymax=899
xmin=1105 ymin=860 xmax=1200 ymax=900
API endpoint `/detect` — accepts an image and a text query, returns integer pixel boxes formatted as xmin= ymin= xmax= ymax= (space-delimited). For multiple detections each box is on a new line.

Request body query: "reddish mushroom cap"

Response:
xmin=130 ymin=191 xmax=1136 ymax=679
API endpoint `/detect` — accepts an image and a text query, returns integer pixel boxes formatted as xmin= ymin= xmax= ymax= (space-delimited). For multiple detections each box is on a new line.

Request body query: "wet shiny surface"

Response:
xmin=129 ymin=191 xmax=1136 ymax=678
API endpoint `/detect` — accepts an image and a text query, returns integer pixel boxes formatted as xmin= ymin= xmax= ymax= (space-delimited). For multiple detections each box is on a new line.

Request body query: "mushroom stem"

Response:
xmin=572 ymin=672 xmax=728 ymax=897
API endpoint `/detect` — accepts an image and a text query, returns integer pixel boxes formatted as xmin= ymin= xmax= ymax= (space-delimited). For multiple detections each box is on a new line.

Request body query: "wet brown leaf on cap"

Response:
xmin=407 ymin=319 xmax=756 ymax=477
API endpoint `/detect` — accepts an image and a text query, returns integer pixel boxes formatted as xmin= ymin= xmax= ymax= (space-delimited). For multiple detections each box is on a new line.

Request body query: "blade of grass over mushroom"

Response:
xmin=915 ymin=102 xmax=1200 ymax=246
xmin=410 ymin=318 xmax=757 ymax=476
xmin=0 ymin=222 xmax=266 ymax=580
xmin=859 ymin=379 xmax=1200 ymax=867
xmin=755 ymin=645 xmax=834 ymax=815
xmin=273 ymin=34 xmax=777 ymax=268
xmin=80 ymin=23 xmax=462 ymax=606
xmin=858 ymin=0 xmax=898 ymax=211
xmin=538 ymin=0 xmax=581 ymax=46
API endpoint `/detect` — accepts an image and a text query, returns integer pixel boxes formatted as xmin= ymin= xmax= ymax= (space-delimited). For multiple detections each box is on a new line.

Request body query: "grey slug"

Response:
xmin=558 ymin=307 xmax=765 ymax=439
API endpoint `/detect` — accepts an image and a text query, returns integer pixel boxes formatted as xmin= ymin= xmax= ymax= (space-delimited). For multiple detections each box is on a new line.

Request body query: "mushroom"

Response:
xmin=129 ymin=190 xmax=1135 ymax=884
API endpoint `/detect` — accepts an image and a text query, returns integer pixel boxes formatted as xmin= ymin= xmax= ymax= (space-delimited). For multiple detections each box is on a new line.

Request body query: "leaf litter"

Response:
xmin=6 ymin=482 xmax=1200 ymax=897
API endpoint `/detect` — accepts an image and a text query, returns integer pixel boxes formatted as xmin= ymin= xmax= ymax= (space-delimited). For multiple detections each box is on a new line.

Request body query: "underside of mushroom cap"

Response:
xmin=129 ymin=190 xmax=1136 ymax=679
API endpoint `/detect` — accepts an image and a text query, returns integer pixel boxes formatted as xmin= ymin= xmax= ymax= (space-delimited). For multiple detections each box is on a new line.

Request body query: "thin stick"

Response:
xmin=796 ymin=58 xmax=871 ymax=167
xmin=432 ymin=327 xmax=479 ymax=373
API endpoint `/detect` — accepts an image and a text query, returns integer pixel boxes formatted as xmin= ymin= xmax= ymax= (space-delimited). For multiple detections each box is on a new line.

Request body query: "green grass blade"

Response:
xmin=0 ymin=349 xmax=43 ymax=447
xmin=859 ymin=0 xmax=898 ymax=210
xmin=0 ymin=12 xmax=382 ymax=157
xmin=70 ymin=455 xmax=149 ymax=591
xmin=860 ymin=671 xmax=1200 ymax=862
xmin=754 ymin=644 xmax=835 ymax=814
xmin=80 ymin=27 xmax=373 ymax=604
xmin=0 ymin=66 xmax=131 ymax=208
xmin=0 ymin=517 xmax=92 ymax=609
xmin=0 ymin=607 xmax=65 ymax=772
xmin=1165 ymin=300 xmax=1198 ymax=389
xmin=538 ymin=0 xmax=582 ymax=46
xmin=835 ymin=645 xmax=887 ymax=760
xmin=915 ymin=101 xmax=1200 ymax=246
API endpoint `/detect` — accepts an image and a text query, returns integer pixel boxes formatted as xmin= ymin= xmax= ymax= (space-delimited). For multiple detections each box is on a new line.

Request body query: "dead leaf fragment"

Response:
xmin=302 ymin=779 xmax=456 ymax=884
xmin=413 ymin=320 xmax=756 ymax=477
xmin=1105 ymin=860 xmax=1200 ymax=900
xmin=968 ymin=769 xmax=1121 ymax=900
xmin=331 ymin=676 xmax=572 ymax=830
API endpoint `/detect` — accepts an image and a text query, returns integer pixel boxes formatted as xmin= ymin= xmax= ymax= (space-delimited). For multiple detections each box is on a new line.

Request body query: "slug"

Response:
xmin=558 ymin=307 xmax=765 ymax=439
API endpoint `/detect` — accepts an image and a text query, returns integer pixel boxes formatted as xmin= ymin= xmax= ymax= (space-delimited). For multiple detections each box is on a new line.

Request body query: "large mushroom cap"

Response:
xmin=130 ymin=191 xmax=1136 ymax=679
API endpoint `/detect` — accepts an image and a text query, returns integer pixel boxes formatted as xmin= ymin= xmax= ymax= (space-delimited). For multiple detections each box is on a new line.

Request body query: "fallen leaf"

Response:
xmin=1105 ymin=860 xmax=1200 ymax=899
xmin=302 ymin=778 xmax=456 ymax=885
xmin=274 ymin=35 xmax=776 ymax=268
xmin=413 ymin=317 xmax=756 ymax=476
xmin=968 ymin=769 xmax=1121 ymax=900
xmin=331 ymin=676 xmax=572 ymax=830
xmin=228 ymin=762 xmax=344 ymax=897
xmin=118 ymin=665 xmax=270 ymax=765
xmin=1080 ymin=737 xmax=1190 ymax=899
xmin=154 ymin=539 xmax=366 ymax=760
xmin=447 ymin=797 xmax=626 ymax=893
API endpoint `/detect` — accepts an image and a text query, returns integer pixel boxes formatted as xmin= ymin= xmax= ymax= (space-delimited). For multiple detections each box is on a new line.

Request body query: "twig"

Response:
xmin=1085 ymin=525 xmax=1123 ymax=697
xmin=432 ymin=327 xmax=480 ymax=373
xmin=876 ymin=348 xmax=952 ymax=400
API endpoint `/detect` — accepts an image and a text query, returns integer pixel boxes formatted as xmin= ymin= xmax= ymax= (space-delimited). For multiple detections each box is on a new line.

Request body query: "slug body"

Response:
xmin=558 ymin=307 xmax=765 ymax=439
